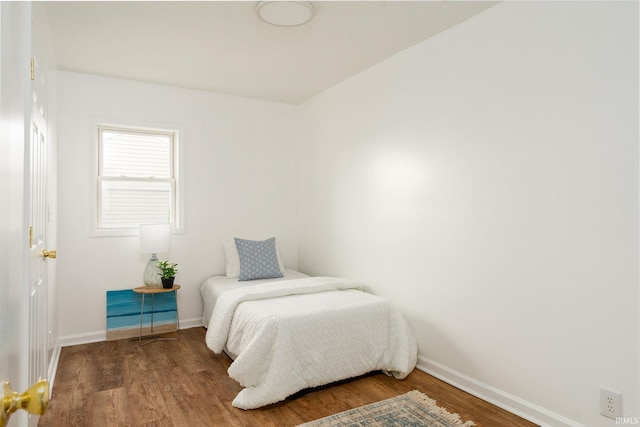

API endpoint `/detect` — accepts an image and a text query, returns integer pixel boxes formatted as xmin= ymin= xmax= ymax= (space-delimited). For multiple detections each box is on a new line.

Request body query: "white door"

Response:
xmin=0 ymin=2 xmax=32 ymax=427
xmin=26 ymin=10 xmax=53 ymax=427
xmin=0 ymin=2 xmax=51 ymax=426
xmin=28 ymin=48 xmax=50 ymax=397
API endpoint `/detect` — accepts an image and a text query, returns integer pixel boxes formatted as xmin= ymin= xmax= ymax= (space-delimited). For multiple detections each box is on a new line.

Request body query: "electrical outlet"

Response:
xmin=600 ymin=387 xmax=623 ymax=420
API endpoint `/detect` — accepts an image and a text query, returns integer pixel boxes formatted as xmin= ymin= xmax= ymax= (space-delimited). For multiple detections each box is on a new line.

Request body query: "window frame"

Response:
xmin=92 ymin=123 xmax=182 ymax=237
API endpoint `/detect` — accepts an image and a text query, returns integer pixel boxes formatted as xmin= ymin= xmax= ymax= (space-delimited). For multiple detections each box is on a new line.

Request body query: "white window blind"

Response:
xmin=97 ymin=126 xmax=177 ymax=230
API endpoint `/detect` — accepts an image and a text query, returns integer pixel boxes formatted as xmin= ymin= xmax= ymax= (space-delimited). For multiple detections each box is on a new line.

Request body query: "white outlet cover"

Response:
xmin=600 ymin=387 xmax=623 ymax=420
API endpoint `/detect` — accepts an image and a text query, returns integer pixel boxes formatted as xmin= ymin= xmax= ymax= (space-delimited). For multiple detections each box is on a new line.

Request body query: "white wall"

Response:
xmin=57 ymin=72 xmax=299 ymax=340
xmin=298 ymin=2 xmax=638 ymax=426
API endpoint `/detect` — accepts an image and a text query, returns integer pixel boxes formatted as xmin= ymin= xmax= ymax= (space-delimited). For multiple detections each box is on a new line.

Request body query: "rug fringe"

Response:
xmin=406 ymin=390 xmax=475 ymax=427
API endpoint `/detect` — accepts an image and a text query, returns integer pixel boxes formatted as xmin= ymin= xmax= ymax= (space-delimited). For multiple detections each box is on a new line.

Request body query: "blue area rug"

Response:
xmin=297 ymin=390 xmax=475 ymax=427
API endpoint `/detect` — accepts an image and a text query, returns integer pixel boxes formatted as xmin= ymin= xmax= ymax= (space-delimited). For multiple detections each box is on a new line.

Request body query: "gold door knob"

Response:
xmin=42 ymin=250 xmax=56 ymax=259
xmin=1 ymin=379 xmax=49 ymax=427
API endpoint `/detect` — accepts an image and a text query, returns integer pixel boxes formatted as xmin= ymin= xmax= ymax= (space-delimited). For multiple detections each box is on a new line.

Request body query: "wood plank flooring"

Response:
xmin=39 ymin=327 xmax=538 ymax=426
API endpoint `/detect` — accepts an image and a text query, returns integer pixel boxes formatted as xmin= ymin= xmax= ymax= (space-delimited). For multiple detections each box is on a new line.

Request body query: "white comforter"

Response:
xmin=205 ymin=276 xmax=418 ymax=409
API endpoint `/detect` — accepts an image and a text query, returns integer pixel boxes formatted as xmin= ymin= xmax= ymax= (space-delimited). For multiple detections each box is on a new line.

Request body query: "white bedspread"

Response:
xmin=200 ymin=269 xmax=309 ymax=327
xmin=205 ymin=276 xmax=418 ymax=409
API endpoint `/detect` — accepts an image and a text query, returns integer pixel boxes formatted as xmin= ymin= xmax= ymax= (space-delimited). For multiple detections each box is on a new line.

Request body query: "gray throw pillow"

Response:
xmin=235 ymin=237 xmax=284 ymax=281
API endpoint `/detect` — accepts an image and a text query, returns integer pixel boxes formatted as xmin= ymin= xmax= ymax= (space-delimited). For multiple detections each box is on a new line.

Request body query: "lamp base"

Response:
xmin=143 ymin=254 xmax=162 ymax=288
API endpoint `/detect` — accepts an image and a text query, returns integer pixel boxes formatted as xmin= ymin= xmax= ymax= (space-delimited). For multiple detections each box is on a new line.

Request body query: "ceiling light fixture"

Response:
xmin=256 ymin=1 xmax=315 ymax=27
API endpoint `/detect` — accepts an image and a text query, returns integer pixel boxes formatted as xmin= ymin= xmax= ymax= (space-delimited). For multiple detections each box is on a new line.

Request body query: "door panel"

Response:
xmin=29 ymin=75 xmax=49 ymax=391
xmin=0 ymin=3 xmax=52 ymax=426
xmin=0 ymin=2 xmax=33 ymax=427
xmin=27 ymin=27 xmax=51 ymax=427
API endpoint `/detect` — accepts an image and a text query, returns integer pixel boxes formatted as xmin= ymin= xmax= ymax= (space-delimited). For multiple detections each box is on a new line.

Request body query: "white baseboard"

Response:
xmin=58 ymin=317 xmax=204 ymax=348
xmin=179 ymin=317 xmax=205 ymax=330
xmin=47 ymin=341 xmax=62 ymax=391
xmin=416 ymin=356 xmax=583 ymax=427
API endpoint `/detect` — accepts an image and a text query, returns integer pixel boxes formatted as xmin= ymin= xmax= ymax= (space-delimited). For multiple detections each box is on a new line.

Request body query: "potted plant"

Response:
xmin=157 ymin=260 xmax=178 ymax=289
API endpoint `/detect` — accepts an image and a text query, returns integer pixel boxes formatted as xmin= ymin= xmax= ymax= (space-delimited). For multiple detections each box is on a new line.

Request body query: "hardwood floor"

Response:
xmin=39 ymin=327 xmax=538 ymax=426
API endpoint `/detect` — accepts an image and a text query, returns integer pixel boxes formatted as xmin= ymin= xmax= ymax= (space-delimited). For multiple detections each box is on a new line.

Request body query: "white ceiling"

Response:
xmin=44 ymin=1 xmax=497 ymax=105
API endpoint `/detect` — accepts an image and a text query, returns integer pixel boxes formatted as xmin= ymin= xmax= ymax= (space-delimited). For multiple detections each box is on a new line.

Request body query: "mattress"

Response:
xmin=200 ymin=268 xmax=309 ymax=327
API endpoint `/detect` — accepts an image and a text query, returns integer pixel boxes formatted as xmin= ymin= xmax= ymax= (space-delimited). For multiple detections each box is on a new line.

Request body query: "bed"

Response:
xmin=201 ymin=238 xmax=418 ymax=409
xmin=201 ymin=268 xmax=310 ymax=328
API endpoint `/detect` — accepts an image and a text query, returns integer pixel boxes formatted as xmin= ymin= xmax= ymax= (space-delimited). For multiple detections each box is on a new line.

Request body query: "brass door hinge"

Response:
xmin=30 ymin=57 xmax=35 ymax=81
xmin=29 ymin=226 xmax=33 ymax=248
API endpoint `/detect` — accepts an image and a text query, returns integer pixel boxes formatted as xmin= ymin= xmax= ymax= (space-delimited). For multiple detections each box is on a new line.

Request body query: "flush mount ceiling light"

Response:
xmin=256 ymin=1 xmax=315 ymax=27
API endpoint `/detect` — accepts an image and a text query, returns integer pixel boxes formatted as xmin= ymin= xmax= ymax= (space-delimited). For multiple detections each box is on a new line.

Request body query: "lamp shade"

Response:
xmin=139 ymin=223 xmax=171 ymax=254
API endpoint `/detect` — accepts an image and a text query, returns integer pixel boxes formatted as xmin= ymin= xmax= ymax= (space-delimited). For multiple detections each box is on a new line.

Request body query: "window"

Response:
xmin=97 ymin=125 xmax=178 ymax=231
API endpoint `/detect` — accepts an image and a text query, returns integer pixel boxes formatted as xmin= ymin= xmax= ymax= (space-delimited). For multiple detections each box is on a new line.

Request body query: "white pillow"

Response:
xmin=222 ymin=238 xmax=286 ymax=279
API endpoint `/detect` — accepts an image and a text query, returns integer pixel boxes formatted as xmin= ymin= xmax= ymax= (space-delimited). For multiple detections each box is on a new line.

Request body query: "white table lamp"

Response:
xmin=139 ymin=223 xmax=171 ymax=288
